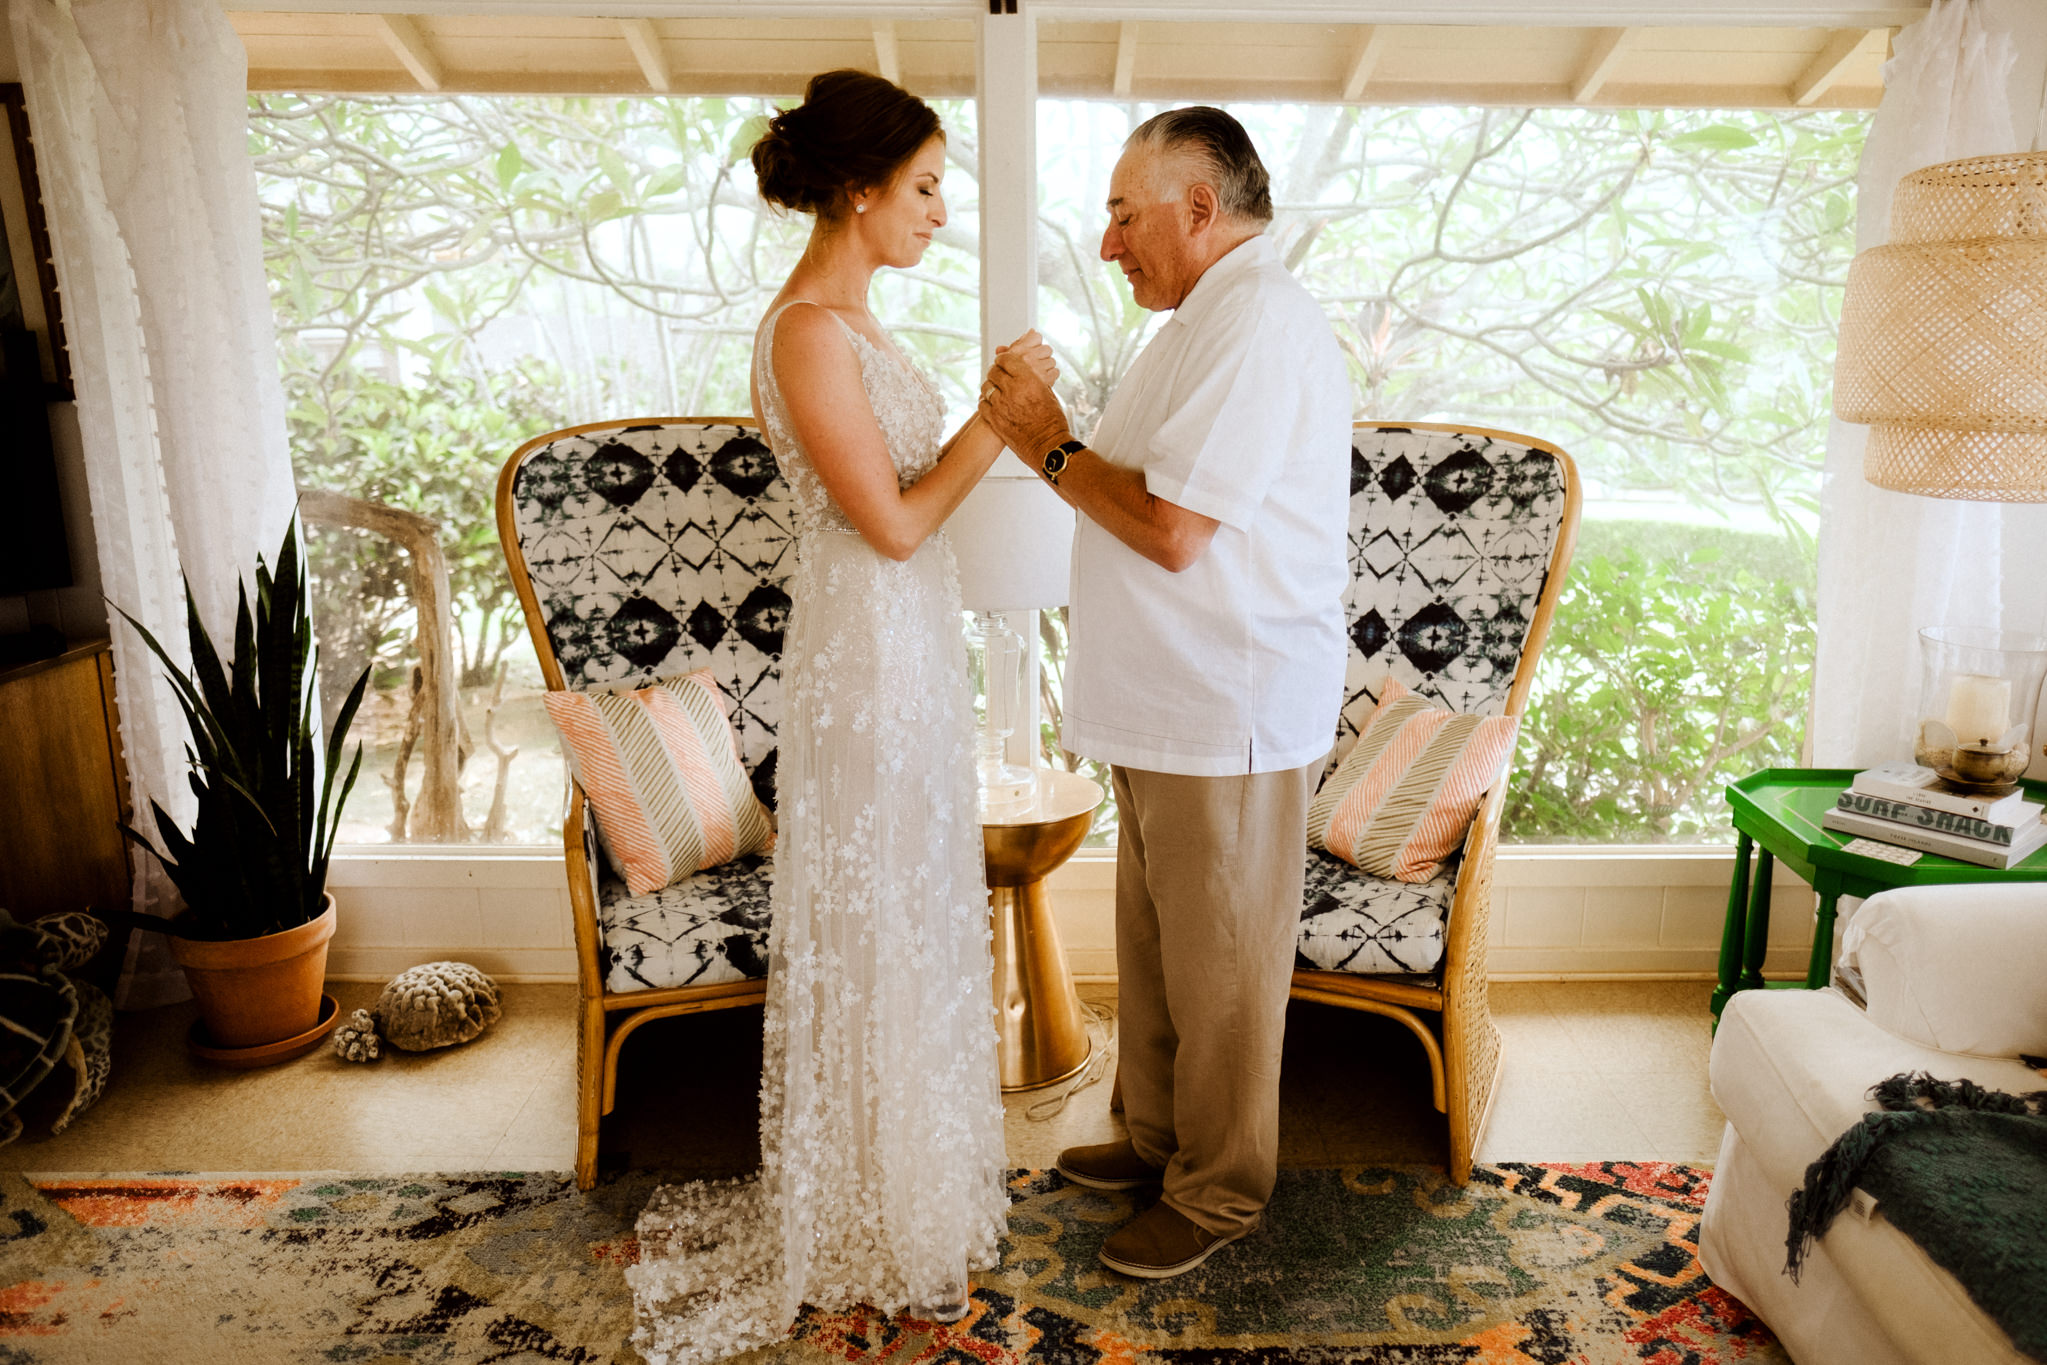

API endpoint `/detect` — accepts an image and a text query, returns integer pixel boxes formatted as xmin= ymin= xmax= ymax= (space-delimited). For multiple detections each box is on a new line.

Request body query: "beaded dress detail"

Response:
xmin=627 ymin=302 xmax=1007 ymax=1364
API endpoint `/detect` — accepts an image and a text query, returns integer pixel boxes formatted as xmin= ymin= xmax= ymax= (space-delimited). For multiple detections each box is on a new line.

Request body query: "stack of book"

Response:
xmin=1822 ymin=761 xmax=2047 ymax=869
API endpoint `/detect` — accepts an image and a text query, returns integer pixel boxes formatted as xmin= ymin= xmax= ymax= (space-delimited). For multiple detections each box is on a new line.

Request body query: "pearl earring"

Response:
xmin=855 ymin=203 xmax=867 ymax=214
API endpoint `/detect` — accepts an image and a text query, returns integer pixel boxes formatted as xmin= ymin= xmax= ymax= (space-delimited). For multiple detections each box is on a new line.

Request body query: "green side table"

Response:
xmin=1715 ymin=767 xmax=2047 ymax=1021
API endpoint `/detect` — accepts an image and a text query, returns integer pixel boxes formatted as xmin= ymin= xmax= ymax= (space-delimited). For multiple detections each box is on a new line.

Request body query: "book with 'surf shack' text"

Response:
xmin=1835 ymin=790 xmax=2030 ymax=845
xmin=1822 ymin=803 xmax=2047 ymax=869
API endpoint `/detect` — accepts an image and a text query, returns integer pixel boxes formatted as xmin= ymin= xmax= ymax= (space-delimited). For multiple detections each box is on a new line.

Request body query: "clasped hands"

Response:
xmin=981 ymin=331 xmax=1073 ymax=472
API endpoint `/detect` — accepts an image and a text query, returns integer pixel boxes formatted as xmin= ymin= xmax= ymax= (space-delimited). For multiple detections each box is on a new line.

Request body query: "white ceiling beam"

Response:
xmin=618 ymin=18 xmax=670 ymax=93
xmin=1570 ymin=26 xmax=1636 ymax=103
xmin=1339 ymin=25 xmax=1388 ymax=102
xmin=872 ymin=20 xmax=901 ymax=84
xmin=1033 ymin=1 xmax=1927 ymax=21
xmin=1791 ymin=27 xmax=1877 ymax=106
xmin=240 ymin=2 xmax=1933 ymax=25
xmin=1112 ymin=21 xmax=1138 ymax=97
xmin=373 ymin=14 xmax=443 ymax=91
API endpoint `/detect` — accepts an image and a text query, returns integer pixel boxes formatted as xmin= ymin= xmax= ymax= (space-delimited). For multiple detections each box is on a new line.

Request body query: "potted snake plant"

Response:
xmin=117 ymin=520 xmax=369 ymax=1052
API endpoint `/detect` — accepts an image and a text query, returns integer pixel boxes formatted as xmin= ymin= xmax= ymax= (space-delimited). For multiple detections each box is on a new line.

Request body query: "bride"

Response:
xmin=627 ymin=70 xmax=1053 ymax=1362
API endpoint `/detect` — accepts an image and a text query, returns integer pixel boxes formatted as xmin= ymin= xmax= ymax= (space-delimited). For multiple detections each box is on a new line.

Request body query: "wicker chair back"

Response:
xmin=500 ymin=419 xmax=795 ymax=806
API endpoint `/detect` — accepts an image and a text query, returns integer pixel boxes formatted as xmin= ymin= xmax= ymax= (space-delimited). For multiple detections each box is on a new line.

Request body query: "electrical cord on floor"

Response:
xmin=1023 ymin=999 xmax=1117 ymax=1122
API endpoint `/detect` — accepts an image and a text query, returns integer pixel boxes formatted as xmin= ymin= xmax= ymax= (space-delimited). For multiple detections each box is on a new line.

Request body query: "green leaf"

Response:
xmin=495 ymin=142 xmax=523 ymax=191
xmin=728 ymin=114 xmax=771 ymax=164
xmin=1687 ymin=338 xmax=1754 ymax=363
xmin=643 ymin=165 xmax=689 ymax=199
xmin=289 ymin=261 xmax=317 ymax=322
xmin=1668 ymin=125 xmax=1760 ymax=152
xmin=597 ymin=146 xmax=634 ymax=196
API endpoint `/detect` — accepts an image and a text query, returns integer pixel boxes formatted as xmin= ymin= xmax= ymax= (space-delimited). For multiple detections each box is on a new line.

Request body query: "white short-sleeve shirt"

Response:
xmin=1061 ymin=233 xmax=1354 ymax=777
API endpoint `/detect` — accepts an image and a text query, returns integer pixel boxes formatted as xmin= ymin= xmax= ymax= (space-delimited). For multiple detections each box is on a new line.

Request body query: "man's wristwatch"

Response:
xmin=1041 ymin=438 xmax=1085 ymax=486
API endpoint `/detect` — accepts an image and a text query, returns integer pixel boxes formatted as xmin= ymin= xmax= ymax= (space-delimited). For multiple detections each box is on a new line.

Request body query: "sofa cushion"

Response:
xmin=596 ymin=853 xmax=772 ymax=993
xmin=1842 ymin=883 xmax=2047 ymax=1059
xmin=1296 ymin=848 xmax=1454 ymax=976
xmin=1710 ymin=986 xmax=2043 ymax=1194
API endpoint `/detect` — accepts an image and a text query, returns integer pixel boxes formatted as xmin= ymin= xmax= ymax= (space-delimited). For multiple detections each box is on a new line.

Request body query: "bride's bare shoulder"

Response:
xmin=768 ymin=301 xmax=859 ymax=381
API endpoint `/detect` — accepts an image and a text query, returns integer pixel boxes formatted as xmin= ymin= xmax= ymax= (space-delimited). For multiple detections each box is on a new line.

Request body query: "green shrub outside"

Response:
xmin=1502 ymin=518 xmax=1815 ymax=844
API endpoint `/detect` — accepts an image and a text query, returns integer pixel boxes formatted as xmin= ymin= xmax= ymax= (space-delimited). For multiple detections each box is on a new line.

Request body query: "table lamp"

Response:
xmin=948 ymin=474 xmax=1074 ymax=816
xmin=1834 ymin=150 xmax=2047 ymax=776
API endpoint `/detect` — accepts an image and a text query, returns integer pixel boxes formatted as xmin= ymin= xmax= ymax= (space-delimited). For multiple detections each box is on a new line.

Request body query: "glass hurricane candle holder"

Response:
xmin=1912 ymin=626 xmax=2047 ymax=794
xmin=965 ymin=609 xmax=1034 ymax=817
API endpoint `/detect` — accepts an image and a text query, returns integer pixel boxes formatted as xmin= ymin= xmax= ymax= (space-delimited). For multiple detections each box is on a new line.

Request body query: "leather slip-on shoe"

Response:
xmin=1097 ymin=1201 xmax=1243 ymax=1279
xmin=1055 ymin=1139 xmax=1163 ymax=1191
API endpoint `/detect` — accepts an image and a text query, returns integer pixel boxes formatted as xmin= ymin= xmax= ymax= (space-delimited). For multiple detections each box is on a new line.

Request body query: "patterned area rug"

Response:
xmin=0 ymin=1162 xmax=1784 ymax=1363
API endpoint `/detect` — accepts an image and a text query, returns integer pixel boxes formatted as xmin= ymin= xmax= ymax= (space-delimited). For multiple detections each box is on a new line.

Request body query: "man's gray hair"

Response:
xmin=1125 ymin=106 xmax=1273 ymax=225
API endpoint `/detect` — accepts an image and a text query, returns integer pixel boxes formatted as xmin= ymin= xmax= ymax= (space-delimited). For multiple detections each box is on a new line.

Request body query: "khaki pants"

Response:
xmin=1111 ymin=758 xmax=1319 ymax=1237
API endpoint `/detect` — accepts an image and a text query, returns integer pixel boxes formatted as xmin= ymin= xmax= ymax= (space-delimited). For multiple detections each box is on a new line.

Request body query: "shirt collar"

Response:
xmin=1168 ymin=233 xmax=1276 ymax=329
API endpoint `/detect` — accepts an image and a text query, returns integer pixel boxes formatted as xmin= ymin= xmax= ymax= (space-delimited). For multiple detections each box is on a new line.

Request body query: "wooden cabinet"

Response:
xmin=0 ymin=639 xmax=129 ymax=918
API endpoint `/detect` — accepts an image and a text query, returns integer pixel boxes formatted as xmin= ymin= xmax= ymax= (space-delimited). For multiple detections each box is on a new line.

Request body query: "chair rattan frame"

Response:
xmin=496 ymin=416 xmax=774 ymax=1191
xmin=1289 ymin=420 xmax=1581 ymax=1184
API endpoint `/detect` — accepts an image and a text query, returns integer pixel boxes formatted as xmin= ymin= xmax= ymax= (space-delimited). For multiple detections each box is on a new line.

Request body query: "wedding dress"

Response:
xmin=625 ymin=301 xmax=1008 ymax=1365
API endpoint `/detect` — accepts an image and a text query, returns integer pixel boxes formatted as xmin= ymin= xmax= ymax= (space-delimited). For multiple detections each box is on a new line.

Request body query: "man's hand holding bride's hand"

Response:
xmin=981 ymin=330 xmax=1071 ymax=466
xmin=991 ymin=329 xmax=1058 ymax=389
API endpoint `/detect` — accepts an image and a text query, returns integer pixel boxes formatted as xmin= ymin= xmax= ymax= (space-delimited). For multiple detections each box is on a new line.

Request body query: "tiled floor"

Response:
xmin=0 ymin=978 xmax=1724 ymax=1176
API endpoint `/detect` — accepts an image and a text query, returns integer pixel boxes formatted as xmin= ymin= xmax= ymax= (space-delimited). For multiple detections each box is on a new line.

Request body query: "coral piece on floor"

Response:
xmin=372 ymin=961 xmax=502 ymax=1052
xmin=331 ymin=1009 xmax=380 ymax=1062
xmin=0 ymin=1162 xmax=1785 ymax=1362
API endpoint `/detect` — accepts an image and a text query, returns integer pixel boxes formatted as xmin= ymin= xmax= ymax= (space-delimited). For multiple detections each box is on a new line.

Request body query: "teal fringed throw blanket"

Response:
xmin=1786 ymin=1073 xmax=2047 ymax=1362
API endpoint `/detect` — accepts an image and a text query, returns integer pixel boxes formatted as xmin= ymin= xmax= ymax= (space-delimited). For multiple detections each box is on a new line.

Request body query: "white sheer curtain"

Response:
xmin=1813 ymin=0 xmax=2047 ymax=769
xmin=12 ymin=0 xmax=297 ymax=1007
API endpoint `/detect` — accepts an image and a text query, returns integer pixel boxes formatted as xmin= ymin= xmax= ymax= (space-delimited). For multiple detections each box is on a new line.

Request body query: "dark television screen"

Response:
xmin=0 ymin=322 xmax=69 ymax=594
xmin=0 ymin=83 xmax=72 ymax=596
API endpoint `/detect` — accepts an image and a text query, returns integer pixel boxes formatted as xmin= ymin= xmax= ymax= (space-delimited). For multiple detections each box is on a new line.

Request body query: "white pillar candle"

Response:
xmin=1945 ymin=673 xmax=2012 ymax=746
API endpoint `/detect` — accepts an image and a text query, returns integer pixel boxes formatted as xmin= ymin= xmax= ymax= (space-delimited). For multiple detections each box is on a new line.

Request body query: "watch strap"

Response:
xmin=1042 ymin=438 xmax=1084 ymax=485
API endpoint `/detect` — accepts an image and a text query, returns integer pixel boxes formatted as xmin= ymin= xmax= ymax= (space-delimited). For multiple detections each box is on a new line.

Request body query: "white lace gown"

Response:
xmin=626 ymin=303 xmax=1008 ymax=1365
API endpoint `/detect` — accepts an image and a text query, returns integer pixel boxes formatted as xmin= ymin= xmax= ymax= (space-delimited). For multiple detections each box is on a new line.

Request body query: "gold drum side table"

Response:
xmin=981 ymin=769 xmax=1103 ymax=1091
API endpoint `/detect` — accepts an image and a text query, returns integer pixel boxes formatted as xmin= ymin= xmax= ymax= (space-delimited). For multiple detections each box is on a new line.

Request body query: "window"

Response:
xmin=254 ymin=93 xmax=979 ymax=843
xmin=251 ymin=40 xmax=1869 ymax=851
xmin=1035 ymin=100 xmax=1864 ymax=843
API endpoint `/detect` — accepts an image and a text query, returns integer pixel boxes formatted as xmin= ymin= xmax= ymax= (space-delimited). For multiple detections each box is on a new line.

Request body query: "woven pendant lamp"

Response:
xmin=1833 ymin=150 xmax=2047 ymax=501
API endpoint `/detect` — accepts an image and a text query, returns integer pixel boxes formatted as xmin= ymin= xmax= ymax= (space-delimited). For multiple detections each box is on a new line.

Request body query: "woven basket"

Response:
xmin=1834 ymin=150 xmax=2047 ymax=501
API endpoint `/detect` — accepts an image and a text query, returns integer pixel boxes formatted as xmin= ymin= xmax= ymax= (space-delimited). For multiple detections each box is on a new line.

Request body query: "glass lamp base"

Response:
xmin=979 ymin=762 xmax=1036 ymax=819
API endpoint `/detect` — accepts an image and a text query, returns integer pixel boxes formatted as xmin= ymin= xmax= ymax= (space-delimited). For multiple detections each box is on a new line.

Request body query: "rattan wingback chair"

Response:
xmin=1291 ymin=421 xmax=1579 ymax=1183
xmin=497 ymin=418 xmax=794 ymax=1189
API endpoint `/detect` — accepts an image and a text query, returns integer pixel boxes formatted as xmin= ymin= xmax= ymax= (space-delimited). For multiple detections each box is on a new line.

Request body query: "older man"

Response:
xmin=979 ymin=107 xmax=1352 ymax=1279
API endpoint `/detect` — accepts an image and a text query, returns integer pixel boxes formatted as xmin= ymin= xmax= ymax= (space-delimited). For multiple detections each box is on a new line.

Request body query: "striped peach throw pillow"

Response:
xmin=1308 ymin=677 xmax=1519 ymax=884
xmin=543 ymin=670 xmax=775 ymax=895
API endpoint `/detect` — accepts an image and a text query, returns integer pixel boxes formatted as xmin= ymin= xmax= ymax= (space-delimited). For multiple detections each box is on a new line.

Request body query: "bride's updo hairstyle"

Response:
xmin=751 ymin=69 xmax=943 ymax=219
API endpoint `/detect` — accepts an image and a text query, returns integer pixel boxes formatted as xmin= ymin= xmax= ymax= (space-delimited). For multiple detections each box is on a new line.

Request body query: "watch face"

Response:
xmin=1042 ymin=445 xmax=1068 ymax=478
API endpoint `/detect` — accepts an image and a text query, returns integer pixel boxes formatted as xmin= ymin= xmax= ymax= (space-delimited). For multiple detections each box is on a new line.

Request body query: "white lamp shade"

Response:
xmin=947 ymin=474 xmax=1074 ymax=610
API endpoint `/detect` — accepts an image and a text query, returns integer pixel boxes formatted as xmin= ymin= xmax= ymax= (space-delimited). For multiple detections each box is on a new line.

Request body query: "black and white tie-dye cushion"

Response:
xmin=597 ymin=854 xmax=773 ymax=993
xmin=508 ymin=421 xmax=795 ymax=808
xmin=1300 ymin=426 xmax=1568 ymax=979
xmin=1333 ymin=426 xmax=1568 ymax=755
xmin=1297 ymin=848 xmax=1456 ymax=977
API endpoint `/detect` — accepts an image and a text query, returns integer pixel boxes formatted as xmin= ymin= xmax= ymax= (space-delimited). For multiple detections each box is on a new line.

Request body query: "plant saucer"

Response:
xmin=188 ymin=993 xmax=340 ymax=1069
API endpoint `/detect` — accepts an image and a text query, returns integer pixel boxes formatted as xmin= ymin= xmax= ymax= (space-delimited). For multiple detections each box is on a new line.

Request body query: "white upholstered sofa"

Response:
xmin=1701 ymin=882 xmax=2047 ymax=1365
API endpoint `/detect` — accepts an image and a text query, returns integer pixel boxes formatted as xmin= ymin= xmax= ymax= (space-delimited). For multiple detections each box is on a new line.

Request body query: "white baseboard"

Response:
xmin=324 ymin=843 xmax=1823 ymax=985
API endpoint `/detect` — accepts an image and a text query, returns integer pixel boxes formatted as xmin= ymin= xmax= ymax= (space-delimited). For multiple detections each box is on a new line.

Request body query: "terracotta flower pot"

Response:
xmin=169 ymin=895 xmax=337 ymax=1050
